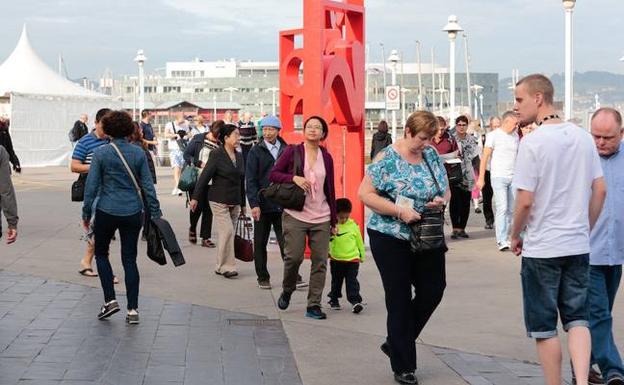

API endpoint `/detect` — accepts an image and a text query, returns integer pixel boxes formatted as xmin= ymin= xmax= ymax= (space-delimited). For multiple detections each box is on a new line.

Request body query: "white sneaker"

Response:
xmin=498 ymin=243 xmax=510 ymax=252
xmin=171 ymin=188 xmax=178 ymax=195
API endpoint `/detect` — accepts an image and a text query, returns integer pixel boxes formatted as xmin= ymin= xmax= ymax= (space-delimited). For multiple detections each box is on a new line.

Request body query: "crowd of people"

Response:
xmin=1 ymin=73 xmax=624 ymax=385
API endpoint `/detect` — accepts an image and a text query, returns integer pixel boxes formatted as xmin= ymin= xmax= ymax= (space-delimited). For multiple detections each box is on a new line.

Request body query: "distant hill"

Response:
xmin=499 ymin=71 xmax=624 ymax=107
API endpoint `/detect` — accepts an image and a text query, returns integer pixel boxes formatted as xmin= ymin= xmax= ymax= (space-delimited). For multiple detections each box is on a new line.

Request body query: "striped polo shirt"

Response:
xmin=72 ymin=132 xmax=108 ymax=165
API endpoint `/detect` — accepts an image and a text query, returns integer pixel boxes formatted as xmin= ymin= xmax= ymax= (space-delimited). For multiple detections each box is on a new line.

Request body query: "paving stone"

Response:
xmin=0 ymin=271 xmax=302 ymax=385
xmin=21 ymin=362 xmax=69 ymax=380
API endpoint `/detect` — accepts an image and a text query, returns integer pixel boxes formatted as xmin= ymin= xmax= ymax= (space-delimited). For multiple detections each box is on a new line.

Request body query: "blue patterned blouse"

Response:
xmin=366 ymin=145 xmax=448 ymax=241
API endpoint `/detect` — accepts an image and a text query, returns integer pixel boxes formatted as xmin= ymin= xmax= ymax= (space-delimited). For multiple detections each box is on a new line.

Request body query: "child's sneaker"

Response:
xmin=328 ymin=299 xmax=341 ymax=310
xmin=352 ymin=302 xmax=366 ymax=314
xmin=305 ymin=306 xmax=327 ymax=320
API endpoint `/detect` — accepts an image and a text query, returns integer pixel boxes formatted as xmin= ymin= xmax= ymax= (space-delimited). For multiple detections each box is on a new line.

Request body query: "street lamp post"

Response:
xmin=380 ymin=43 xmax=388 ymax=120
xmin=471 ymin=84 xmax=483 ymax=120
xmin=443 ymin=15 xmax=463 ymax=123
xmin=415 ymin=40 xmax=423 ymax=110
xmin=266 ymin=87 xmax=279 ymax=115
xmin=563 ymin=0 xmax=576 ymax=120
xmin=431 ymin=47 xmax=436 ymax=113
xmin=401 ymin=88 xmax=411 ymax=127
xmin=134 ymin=49 xmax=147 ymax=115
xmin=388 ymin=49 xmax=401 ymax=141
xmin=212 ymin=94 xmax=217 ymax=121
xmin=224 ymin=87 xmax=238 ymax=102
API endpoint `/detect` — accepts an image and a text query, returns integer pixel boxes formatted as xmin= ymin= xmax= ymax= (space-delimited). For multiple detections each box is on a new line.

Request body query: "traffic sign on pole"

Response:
xmin=385 ymin=85 xmax=400 ymax=111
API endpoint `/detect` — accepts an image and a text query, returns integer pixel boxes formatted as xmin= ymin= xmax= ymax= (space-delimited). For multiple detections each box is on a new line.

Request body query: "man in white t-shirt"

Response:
xmin=510 ymin=74 xmax=606 ymax=385
xmin=165 ymin=114 xmax=189 ymax=195
xmin=477 ymin=111 xmax=519 ymax=250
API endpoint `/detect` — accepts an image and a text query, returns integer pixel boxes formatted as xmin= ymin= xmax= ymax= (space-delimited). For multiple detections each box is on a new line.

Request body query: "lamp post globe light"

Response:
xmin=388 ymin=49 xmax=401 ymax=141
xmin=134 ymin=49 xmax=147 ymax=115
xmin=563 ymin=0 xmax=576 ymax=120
xmin=443 ymin=15 xmax=463 ymax=123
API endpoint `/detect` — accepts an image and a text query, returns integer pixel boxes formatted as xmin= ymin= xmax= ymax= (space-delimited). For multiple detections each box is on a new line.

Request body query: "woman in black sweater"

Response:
xmin=190 ymin=124 xmax=245 ymax=278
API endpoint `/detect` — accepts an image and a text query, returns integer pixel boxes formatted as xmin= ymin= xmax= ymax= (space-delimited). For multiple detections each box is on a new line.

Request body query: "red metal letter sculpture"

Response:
xmin=279 ymin=0 xmax=365 ymax=230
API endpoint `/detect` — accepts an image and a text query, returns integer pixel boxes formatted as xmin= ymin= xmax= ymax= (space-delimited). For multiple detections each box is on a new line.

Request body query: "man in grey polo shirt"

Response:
xmin=510 ymin=74 xmax=606 ymax=385
xmin=586 ymin=107 xmax=624 ymax=385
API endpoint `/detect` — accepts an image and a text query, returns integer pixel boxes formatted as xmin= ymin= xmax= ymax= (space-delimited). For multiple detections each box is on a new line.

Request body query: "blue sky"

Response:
xmin=0 ymin=0 xmax=621 ymax=79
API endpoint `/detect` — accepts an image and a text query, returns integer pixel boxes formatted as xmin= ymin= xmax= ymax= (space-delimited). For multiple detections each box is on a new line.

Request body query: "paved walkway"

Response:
xmin=2 ymin=167 xmax=617 ymax=384
xmin=0 ymin=271 xmax=301 ymax=385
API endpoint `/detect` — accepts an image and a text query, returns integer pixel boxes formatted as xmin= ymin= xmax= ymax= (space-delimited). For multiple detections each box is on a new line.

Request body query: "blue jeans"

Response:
xmin=589 ymin=265 xmax=624 ymax=378
xmin=491 ymin=177 xmax=515 ymax=245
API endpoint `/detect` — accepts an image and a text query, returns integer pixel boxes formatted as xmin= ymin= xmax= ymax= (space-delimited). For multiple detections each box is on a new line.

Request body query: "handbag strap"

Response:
xmin=292 ymin=145 xmax=302 ymax=177
xmin=422 ymin=152 xmax=443 ymax=197
xmin=110 ymin=142 xmax=144 ymax=204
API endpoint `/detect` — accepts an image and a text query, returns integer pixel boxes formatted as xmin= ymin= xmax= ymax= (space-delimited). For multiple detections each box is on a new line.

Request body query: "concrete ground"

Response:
xmin=3 ymin=166 xmax=622 ymax=384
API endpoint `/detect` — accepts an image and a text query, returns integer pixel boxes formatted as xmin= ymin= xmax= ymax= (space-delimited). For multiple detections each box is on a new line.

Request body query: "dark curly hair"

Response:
xmin=102 ymin=110 xmax=134 ymax=138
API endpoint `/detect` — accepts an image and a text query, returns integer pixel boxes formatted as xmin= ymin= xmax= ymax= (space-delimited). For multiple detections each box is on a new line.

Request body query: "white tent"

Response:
xmin=0 ymin=26 xmax=116 ymax=167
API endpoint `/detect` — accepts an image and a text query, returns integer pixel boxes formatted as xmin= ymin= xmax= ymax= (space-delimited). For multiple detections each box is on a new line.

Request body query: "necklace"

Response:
xmin=537 ymin=114 xmax=560 ymax=126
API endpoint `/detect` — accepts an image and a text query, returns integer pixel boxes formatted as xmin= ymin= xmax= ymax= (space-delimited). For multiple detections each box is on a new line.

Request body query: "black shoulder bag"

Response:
xmin=409 ymin=156 xmax=448 ymax=253
xmin=260 ymin=145 xmax=306 ymax=211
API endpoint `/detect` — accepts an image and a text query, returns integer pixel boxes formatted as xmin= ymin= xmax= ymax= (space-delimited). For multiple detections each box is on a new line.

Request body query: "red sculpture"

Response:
xmin=279 ymin=0 xmax=365 ymax=231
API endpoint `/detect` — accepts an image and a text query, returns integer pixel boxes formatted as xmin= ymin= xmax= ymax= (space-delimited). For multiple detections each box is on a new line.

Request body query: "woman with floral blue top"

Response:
xmin=359 ymin=111 xmax=450 ymax=385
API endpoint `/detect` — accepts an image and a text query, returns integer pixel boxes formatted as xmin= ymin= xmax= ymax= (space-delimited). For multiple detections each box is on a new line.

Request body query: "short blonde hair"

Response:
xmin=405 ymin=111 xmax=439 ymax=138
xmin=516 ymin=74 xmax=554 ymax=105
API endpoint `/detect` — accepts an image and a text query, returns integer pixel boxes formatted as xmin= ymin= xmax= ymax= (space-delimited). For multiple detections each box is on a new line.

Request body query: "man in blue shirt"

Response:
xmin=71 ymin=108 xmax=110 ymax=278
xmin=587 ymin=107 xmax=624 ymax=385
xmin=140 ymin=110 xmax=157 ymax=152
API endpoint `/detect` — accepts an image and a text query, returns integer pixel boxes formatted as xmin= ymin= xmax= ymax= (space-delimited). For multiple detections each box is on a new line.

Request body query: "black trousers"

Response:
xmin=254 ymin=211 xmax=285 ymax=282
xmin=189 ymin=186 xmax=213 ymax=239
xmin=94 ymin=210 xmax=142 ymax=310
xmin=449 ymin=184 xmax=471 ymax=230
xmin=482 ymin=170 xmax=494 ymax=225
xmin=368 ymin=229 xmax=446 ymax=374
xmin=328 ymin=260 xmax=362 ymax=304
xmin=241 ymin=144 xmax=253 ymax=168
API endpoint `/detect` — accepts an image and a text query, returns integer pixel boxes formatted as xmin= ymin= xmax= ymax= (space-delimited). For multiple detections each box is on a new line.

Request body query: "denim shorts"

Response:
xmin=521 ymin=254 xmax=590 ymax=339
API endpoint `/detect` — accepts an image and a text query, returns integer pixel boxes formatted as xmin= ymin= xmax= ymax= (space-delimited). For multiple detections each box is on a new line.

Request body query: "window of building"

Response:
xmin=164 ymin=86 xmax=181 ymax=93
xmin=194 ymin=88 xmax=204 ymax=93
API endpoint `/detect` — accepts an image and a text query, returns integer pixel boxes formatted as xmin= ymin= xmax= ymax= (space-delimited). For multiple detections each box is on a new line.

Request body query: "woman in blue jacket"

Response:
xmin=83 ymin=111 xmax=162 ymax=325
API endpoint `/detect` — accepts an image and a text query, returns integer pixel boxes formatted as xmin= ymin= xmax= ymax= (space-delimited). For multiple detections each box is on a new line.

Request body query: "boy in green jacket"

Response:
xmin=328 ymin=198 xmax=366 ymax=313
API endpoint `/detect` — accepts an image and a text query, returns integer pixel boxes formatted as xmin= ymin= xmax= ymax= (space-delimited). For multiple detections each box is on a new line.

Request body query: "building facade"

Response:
xmin=106 ymin=59 xmax=498 ymax=128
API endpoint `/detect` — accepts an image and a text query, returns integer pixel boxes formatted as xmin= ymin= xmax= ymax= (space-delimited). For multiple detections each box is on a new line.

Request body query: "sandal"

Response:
xmin=201 ymin=239 xmax=216 ymax=248
xmin=78 ymin=268 xmax=98 ymax=277
xmin=189 ymin=230 xmax=197 ymax=244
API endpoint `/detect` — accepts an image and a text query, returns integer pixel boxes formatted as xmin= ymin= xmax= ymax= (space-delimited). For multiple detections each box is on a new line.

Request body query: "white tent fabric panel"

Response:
xmin=10 ymin=93 xmax=118 ymax=167
xmin=0 ymin=26 xmax=105 ymax=98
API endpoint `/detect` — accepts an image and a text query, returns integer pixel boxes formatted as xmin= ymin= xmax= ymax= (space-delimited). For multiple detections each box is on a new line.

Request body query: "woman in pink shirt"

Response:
xmin=269 ymin=116 xmax=337 ymax=320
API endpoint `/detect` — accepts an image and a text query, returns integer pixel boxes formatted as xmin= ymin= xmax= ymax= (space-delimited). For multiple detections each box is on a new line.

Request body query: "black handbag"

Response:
xmin=71 ymin=173 xmax=87 ymax=202
xmin=409 ymin=156 xmax=448 ymax=253
xmin=445 ymin=162 xmax=463 ymax=186
xmin=260 ymin=145 xmax=306 ymax=211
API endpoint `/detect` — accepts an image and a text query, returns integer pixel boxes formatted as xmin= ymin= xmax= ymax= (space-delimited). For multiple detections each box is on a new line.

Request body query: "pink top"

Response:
xmin=285 ymin=146 xmax=331 ymax=224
